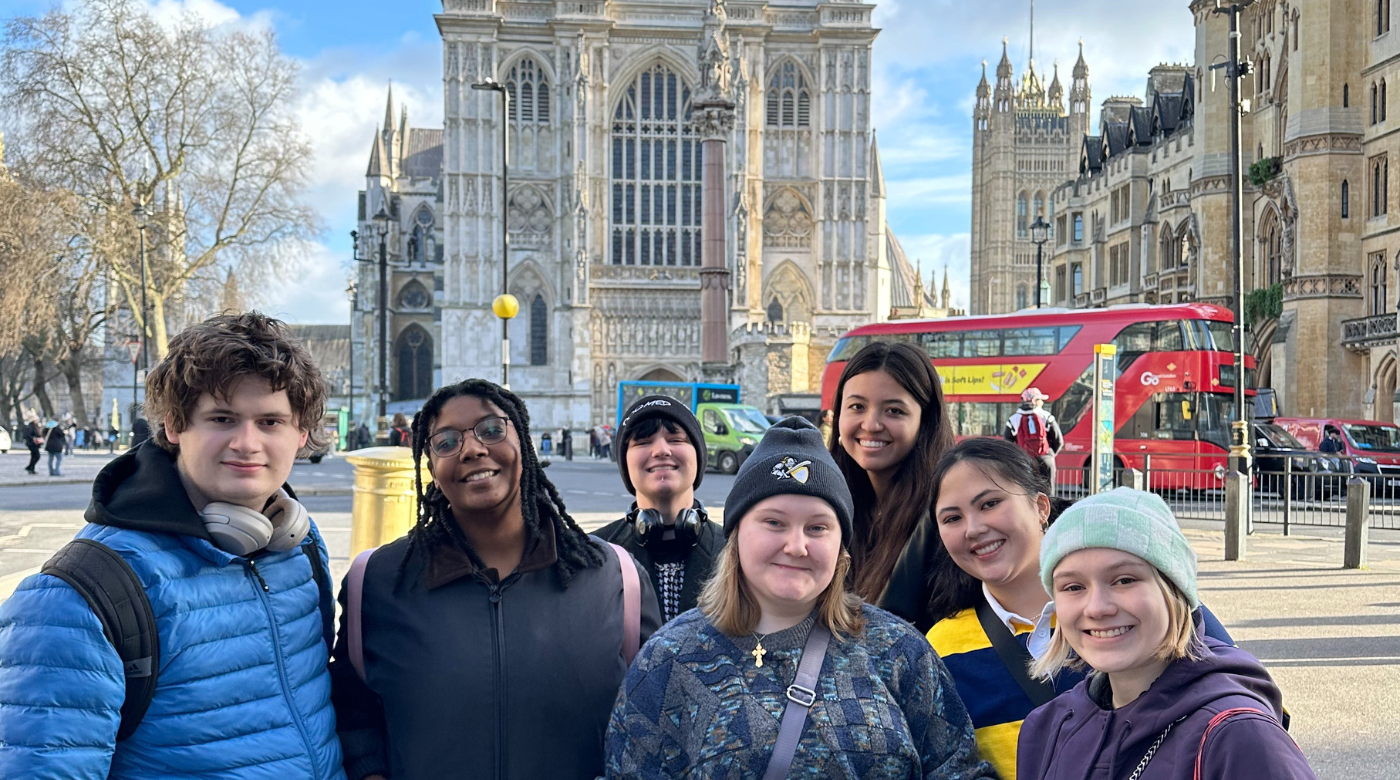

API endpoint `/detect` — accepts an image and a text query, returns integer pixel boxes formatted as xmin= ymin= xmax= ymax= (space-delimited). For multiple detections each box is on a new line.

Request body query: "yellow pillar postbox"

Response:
xmin=345 ymin=447 xmax=429 ymax=557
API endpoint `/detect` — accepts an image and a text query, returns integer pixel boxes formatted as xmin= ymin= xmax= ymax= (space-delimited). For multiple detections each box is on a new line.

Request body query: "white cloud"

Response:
xmin=255 ymin=239 xmax=353 ymax=324
xmin=893 ymin=232 xmax=972 ymax=311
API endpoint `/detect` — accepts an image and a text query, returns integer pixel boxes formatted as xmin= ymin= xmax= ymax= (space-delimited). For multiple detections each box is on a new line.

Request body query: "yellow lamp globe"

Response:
xmin=492 ymin=293 xmax=520 ymax=319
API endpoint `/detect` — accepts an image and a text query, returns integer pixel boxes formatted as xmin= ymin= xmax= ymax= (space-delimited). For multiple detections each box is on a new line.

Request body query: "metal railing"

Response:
xmin=1052 ymin=452 xmax=1400 ymax=532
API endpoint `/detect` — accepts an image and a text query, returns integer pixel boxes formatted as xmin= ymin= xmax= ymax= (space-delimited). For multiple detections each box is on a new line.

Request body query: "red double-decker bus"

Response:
xmin=820 ymin=304 xmax=1255 ymax=490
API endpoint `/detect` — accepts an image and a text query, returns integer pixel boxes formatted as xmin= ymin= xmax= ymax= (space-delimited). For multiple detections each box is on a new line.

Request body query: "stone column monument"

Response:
xmin=692 ymin=0 xmax=736 ymax=384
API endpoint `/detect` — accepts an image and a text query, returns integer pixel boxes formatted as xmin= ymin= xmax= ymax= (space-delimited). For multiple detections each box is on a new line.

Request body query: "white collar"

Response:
xmin=981 ymin=582 xmax=1055 ymax=632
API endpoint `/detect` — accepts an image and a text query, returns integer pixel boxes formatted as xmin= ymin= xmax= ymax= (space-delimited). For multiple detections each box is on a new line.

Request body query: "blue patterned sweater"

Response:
xmin=603 ymin=604 xmax=996 ymax=780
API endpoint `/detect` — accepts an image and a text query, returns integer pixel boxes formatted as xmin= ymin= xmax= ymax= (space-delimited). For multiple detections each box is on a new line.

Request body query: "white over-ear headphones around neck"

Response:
xmin=201 ymin=489 xmax=310 ymax=557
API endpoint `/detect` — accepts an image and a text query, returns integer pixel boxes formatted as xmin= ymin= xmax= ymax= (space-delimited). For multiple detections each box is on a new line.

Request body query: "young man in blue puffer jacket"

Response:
xmin=0 ymin=312 xmax=345 ymax=780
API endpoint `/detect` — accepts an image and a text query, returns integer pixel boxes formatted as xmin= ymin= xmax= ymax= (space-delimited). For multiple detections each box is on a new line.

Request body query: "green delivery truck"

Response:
xmin=616 ymin=381 xmax=772 ymax=474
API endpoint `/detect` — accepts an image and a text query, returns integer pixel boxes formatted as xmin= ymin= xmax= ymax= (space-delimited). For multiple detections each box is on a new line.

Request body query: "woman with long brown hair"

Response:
xmin=827 ymin=341 xmax=954 ymax=605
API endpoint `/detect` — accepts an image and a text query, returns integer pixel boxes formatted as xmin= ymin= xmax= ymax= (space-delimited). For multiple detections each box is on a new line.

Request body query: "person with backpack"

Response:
xmin=0 ymin=312 xmax=343 ymax=780
xmin=387 ymin=412 xmax=410 ymax=446
xmin=604 ymin=418 xmax=995 ymax=780
xmin=44 ymin=419 xmax=66 ymax=476
xmin=330 ymin=378 xmax=660 ymax=780
xmin=595 ymin=395 xmax=726 ymax=624
xmin=923 ymin=439 xmax=1237 ymax=780
xmin=1004 ymin=387 xmax=1063 ymax=493
xmin=1019 ymin=488 xmax=1316 ymax=780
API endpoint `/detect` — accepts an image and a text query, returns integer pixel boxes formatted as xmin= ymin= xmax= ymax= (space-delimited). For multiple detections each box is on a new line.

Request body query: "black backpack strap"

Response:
xmin=973 ymin=596 xmax=1056 ymax=708
xmin=302 ymin=538 xmax=335 ymax=657
xmin=41 ymin=539 xmax=159 ymax=741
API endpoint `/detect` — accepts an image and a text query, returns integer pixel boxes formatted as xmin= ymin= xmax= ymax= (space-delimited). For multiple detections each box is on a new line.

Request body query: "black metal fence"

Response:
xmin=1053 ymin=453 xmax=1400 ymax=531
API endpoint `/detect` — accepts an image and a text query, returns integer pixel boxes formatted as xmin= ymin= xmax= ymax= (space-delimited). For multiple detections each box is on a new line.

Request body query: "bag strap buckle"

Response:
xmin=786 ymin=684 xmax=816 ymax=708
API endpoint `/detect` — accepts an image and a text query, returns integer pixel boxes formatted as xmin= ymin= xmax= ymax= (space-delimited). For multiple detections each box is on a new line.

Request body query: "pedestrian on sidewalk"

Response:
xmin=61 ymin=414 xmax=76 ymax=456
xmin=107 ymin=423 xmax=118 ymax=454
xmin=589 ymin=426 xmax=600 ymax=458
xmin=387 ymin=412 xmax=410 ymax=447
xmin=22 ymin=415 xmax=43 ymax=474
xmin=0 ymin=312 xmax=343 ymax=780
xmin=1018 ymin=488 xmax=1318 ymax=780
xmin=541 ymin=429 xmax=553 ymax=456
xmin=603 ymin=417 xmax=994 ymax=780
xmin=330 ymin=379 xmax=659 ymax=780
xmin=1003 ymin=387 xmax=1063 ymax=494
xmin=561 ymin=426 xmax=573 ymax=460
xmin=824 ymin=341 xmax=955 ymax=613
xmin=921 ymin=438 xmax=1234 ymax=780
xmin=44 ymin=421 xmax=66 ymax=476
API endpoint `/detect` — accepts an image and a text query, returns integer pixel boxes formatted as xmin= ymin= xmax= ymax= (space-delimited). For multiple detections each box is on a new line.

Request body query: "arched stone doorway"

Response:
xmin=1377 ymin=352 xmax=1398 ymax=424
xmin=639 ymin=367 xmax=683 ymax=382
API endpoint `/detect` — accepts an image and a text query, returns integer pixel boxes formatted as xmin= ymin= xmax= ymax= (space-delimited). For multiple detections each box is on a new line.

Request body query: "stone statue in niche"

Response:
xmin=697 ymin=0 xmax=732 ymax=102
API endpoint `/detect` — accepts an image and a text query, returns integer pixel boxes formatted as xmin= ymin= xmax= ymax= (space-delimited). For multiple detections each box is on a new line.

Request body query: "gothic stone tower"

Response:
xmin=970 ymin=39 xmax=1089 ymax=314
xmin=436 ymin=0 xmax=894 ymax=428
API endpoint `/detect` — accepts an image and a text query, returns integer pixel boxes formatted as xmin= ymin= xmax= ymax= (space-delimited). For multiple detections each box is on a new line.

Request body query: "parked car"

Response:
xmin=1275 ymin=417 xmax=1400 ymax=495
xmin=0 ymin=425 xmax=11 ymax=454
xmin=1252 ymin=422 xmax=1339 ymax=499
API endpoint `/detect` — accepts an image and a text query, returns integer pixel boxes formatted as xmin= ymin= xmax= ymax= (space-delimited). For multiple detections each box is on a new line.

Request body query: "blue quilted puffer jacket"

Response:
xmin=0 ymin=443 xmax=345 ymax=780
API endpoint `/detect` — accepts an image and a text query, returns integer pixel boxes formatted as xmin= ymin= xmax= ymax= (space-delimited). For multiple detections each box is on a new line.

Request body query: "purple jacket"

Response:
xmin=1017 ymin=637 xmax=1317 ymax=780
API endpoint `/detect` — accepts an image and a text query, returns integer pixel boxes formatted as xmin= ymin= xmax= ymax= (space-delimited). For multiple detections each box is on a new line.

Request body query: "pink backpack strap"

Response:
xmin=347 ymin=547 xmax=378 ymax=683
xmin=609 ymin=542 xmax=641 ymax=664
xmin=1193 ymin=707 xmax=1267 ymax=780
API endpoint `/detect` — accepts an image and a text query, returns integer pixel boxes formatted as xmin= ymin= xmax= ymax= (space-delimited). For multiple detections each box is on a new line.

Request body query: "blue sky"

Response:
xmin=3 ymin=0 xmax=1197 ymax=323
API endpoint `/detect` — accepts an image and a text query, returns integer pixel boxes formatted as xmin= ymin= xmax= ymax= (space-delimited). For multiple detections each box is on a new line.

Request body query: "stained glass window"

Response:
xmin=611 ymin=63 xmax=701 ymax=265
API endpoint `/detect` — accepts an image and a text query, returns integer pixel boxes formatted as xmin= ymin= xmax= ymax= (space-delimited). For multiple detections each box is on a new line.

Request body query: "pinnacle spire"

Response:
xmin=1073 ymin=39 xmax=1089 ymax=80
xmin=870 ymin=130 xmax=885 ymax=198
xmin=998 ymin=36 xmax=1013 ymax=79
xmin=367 ymin=126 xmax=387 ymax=177
xmin=383 ymin=82 xmax=395 ymax=136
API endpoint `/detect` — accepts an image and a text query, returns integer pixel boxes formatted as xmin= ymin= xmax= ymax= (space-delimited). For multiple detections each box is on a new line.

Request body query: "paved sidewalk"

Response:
xmin=0 ymin=449 xmax=122 ymax=487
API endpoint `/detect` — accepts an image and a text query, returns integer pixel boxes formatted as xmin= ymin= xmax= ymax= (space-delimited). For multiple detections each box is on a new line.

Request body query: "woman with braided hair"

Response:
xmin=329 ymin=379 xmax=660 ymax=780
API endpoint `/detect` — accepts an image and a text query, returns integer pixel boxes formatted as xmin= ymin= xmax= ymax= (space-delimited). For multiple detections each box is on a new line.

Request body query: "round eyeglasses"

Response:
xmin=427 ymin=416 xmax=511 ymax=458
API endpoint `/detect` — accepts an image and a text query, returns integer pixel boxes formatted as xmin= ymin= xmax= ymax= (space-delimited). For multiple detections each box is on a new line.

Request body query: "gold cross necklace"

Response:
xmin=751 ymin=632 xmax=772 ymax=667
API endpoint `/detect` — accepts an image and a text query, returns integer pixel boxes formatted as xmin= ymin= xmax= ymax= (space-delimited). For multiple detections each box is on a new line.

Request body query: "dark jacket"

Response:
xmin=23 ymin=421 xmax=43 ymax=451
xmin=1017 ymin=636 xmax=1315 ymax=780
xmin=330 ymin=523 xmax=661 ymax=780
xmin=44 ymin=425 xmax=65 ymax=453
xmin=594 ymin=503 xmax=726 ymax=623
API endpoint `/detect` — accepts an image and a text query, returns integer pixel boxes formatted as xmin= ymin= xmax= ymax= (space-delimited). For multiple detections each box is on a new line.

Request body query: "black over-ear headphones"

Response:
xmin=631 ymin=503 xmax=708 ymax=548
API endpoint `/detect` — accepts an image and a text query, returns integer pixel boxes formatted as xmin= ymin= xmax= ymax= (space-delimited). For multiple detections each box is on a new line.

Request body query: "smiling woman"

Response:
xmin=329 ymin=378 xmax=662 ymax=780
xmin=603 ymin=418 xmax=994 ymax=780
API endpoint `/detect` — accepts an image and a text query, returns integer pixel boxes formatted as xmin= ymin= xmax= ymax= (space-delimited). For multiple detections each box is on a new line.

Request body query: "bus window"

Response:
xmin=828 ymin=336 xmax=870 ymax=362
xmin=962 ymin=330 xmax=1003 ymax=358
xmin=1003 ymin=327 xmax=1059 ymax=355
xmin=1050 ymin=366 xmax=1095 ymax=435
xmin=1057 ymin=325 xmax=1082 ymax=351
xmin=920 ymin=331 xmax=962 ymax=358
xmin=1202 ymin=320 xmax=1234 ymax=352
xmin=1154 ymin=393 xmax=1197 ymax=440
xmin=1156 ymin=321 xmax=1187 ymax=351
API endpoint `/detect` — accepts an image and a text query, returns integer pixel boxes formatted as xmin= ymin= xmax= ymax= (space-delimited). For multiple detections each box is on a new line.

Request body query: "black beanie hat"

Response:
xmin=722 ymin=417 xmax=853 ymax=543
xmin=616 ymin=395 xmax=707 ymax=495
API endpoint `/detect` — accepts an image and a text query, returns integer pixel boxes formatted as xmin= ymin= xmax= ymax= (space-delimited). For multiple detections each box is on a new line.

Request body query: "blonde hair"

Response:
xmin=1031 ymin=564 xmax=1204 ymax=681
xmin=698 ymin=533 xmax=866 ymax=640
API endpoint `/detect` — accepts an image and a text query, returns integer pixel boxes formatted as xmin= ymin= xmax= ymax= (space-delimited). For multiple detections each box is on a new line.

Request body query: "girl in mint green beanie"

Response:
xmin=1020 ymin=488 xmax=1316 ymax=780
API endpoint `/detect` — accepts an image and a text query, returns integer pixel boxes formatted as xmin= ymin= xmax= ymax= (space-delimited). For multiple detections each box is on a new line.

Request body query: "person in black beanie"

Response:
xmin=603 ymin=415 xmax=993 ymax=780
xmin=596 ymin=395 xmax=726 ymax=624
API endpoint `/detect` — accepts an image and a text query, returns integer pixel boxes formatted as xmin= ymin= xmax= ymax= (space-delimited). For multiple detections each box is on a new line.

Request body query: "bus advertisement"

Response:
xmin=819 ymin=304 xmax=1256 ymax=490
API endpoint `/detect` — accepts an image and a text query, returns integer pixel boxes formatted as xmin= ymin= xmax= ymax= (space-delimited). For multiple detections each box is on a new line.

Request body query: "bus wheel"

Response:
xmin=718 ymin=450 xmax=739 ymax=475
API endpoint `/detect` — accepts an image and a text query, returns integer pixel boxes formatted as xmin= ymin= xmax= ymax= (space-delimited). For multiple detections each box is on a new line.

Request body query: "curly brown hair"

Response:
xmin=145 ymin=312 xmax=328 ymax=455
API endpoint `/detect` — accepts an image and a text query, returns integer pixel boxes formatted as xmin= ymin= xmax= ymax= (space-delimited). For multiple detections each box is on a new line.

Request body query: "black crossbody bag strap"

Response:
xmin=974 ymin=597 xmax=1056 ymax=708
xmin=761 ymin=624 xmax=832 ymax=780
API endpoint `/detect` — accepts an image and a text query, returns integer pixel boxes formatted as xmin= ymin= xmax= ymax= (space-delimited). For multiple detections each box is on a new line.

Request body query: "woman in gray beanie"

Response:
xmin=603 ymin=417 xmax=993 ymax=780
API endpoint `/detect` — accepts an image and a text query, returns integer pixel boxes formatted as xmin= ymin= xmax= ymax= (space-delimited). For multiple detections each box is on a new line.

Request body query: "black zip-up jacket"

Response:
xmin=594 ymin=502 xmax=725 ymax=623
xmin=329 ymin=523 xmax=660 ymax=780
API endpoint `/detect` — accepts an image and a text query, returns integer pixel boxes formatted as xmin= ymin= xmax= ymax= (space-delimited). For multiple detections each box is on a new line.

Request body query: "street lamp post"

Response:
xmin=472 ymin=77 xmax=515 ymax=389
xmin=1030 ymin=215 xmax=1050 ymax=308
xmin=346 ymin=277 xmax=357 ymax=426
xmin=371 ymin=209 xmax=391 ymax=431
xmin=1211 ymin=0 xmax=1255 ymax=475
